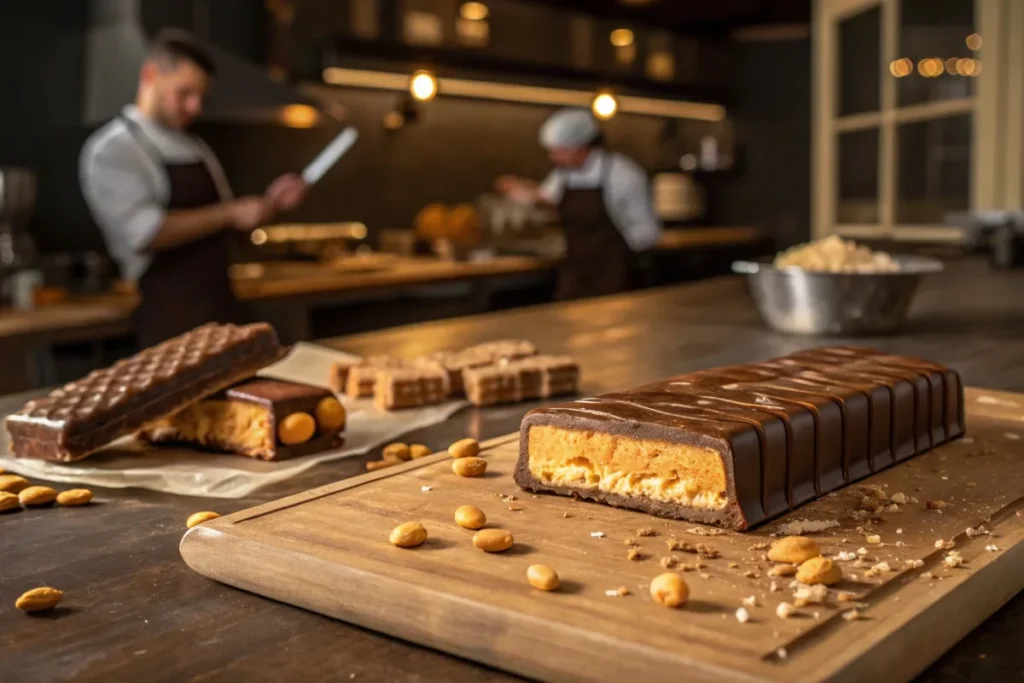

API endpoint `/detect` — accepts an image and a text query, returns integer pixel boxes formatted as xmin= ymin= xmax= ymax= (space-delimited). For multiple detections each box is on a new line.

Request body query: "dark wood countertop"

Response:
xmin=2 ymin=257 xmax=1020 ymax=682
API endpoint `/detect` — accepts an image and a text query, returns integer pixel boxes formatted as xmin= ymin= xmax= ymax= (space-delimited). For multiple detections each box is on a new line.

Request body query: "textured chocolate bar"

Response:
xmin=373 ymin=362 xmax=450 ymax=411
xmin=5 ymin=323 xmax=284 ymax=462
xmin=516 ymin=347 xmax=963 ymax=530
xmin=462 ymin=355 xmax=579 ymax=407
xmin=141 ymin=378 xmax=345 ymax=460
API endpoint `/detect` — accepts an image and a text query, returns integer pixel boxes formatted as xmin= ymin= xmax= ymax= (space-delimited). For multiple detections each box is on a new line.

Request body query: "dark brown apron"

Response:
xmin=554 ymin=153 xmax=636 ymax=301
xmin=121 ymin=117 xmax=239 ymax=347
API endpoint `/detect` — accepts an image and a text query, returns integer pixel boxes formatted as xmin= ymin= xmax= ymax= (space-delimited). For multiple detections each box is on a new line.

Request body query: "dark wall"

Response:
xmin=708 ymin=38 xmax=811 ymax=248
xmin=198 ymin=92 xmax=670 ymax=231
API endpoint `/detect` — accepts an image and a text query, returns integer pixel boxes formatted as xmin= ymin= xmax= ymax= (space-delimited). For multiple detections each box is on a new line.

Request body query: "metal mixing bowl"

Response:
xmin=732 ymin=255 xmax=945 ymax=336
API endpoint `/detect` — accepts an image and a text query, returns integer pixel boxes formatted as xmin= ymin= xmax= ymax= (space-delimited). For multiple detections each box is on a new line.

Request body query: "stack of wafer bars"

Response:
xmin=516 ymin=346 xmax=964 ymax=530
xmin=4 ymin=323 xmax=347 ymax=462
xmin=328 ymin=339 xmax=580 ymax=410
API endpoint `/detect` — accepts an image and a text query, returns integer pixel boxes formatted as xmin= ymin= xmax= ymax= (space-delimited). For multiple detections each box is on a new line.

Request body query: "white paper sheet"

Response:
xmin=0 ymin=343 xmax=468 ymax=498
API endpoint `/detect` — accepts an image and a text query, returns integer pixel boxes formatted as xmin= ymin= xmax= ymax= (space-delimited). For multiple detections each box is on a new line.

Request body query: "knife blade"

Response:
xmin=302 ymin=127 xmax=359 ymax=185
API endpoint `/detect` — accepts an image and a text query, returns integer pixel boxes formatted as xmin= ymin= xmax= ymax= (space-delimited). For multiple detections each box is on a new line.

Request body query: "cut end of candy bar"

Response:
xmin=141 ymin=378 xmax=344 ymax=460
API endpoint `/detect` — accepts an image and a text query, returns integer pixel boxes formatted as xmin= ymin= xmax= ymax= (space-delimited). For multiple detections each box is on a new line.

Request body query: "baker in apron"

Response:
xmin=496 ymin=108 xmax=661 ymax=300
xmin=80 ymin=29 xmax=308 ymax=347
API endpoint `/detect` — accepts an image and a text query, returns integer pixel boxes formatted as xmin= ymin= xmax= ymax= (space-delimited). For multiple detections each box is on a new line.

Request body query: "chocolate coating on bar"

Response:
xmin=5 ymin=323 xmax=284 ymax=462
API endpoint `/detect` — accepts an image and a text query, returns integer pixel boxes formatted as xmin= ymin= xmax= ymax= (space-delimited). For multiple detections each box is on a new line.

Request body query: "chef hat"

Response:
xmin=539 ymin=108 xmax=600 ymax=149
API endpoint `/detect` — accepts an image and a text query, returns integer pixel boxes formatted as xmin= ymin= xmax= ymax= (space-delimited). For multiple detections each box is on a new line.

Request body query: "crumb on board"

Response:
xmin=935 ymin=539 xmax=955 ymax=550
xmin=905 ymin=559 xmax=925 ymax=569
xmin=748 ymin=542 xmax=770 ymax=551
xmin=742 ymin=595 xmax=758 ymax=607
xmin=591 ymin=531 xmax=605 ymax=538
xmin=866 ymin=534 xmax=881 ymax=544
xmin=776 ymin=519 xmax=840 ymax=536
xmin=926 ymin=500 xmax=949 ymax=510
xmin=776 ymin=648 xmax=788 ymax=660
xmin=636 ymin=527 xmax=658 ymax=537
xmin=627 ymin=548 xmax=645 ymax=562
xmin=943 ymin=551 xmax=964 ymax=568
xmin=735 ymin=607 xmax=751 ymax=623
xmin=686 ymin=527 xmax=726 ymax=536
xmin=420 ymin=486 xmax=432 ymax=492
xmin=660 ymin=556 xmax=677 ymax=569
xmin=728 ymin=562 xmax=740 ymax=569
xmin=842 ymin=609 xmax=863 ymax=621
xmin=985 ymin=544 xmax=1000 ymax=552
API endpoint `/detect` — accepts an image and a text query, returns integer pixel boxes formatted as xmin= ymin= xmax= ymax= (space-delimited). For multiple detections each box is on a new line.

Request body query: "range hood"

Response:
xmin=81 ymin=0 xmax=329 ymax=126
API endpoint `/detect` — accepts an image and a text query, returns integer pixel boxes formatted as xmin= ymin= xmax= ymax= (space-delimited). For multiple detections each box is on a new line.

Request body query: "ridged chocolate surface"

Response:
xmin=5 ymin=323 xmax=283 ymax=462
xmin=516 ymin=346 xmax=964 ymax=530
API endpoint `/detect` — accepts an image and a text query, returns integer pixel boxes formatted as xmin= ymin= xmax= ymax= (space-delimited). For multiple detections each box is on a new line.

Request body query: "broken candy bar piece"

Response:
xmin=4 ymin=323 xmax=284 ymax=462
xmin=141 ymin=378 xmax=345 ymax=460
xmin=463 ymin=355 xmax=579 ymax=407
xmin=431 ymin=339 xmax=537 ymax=395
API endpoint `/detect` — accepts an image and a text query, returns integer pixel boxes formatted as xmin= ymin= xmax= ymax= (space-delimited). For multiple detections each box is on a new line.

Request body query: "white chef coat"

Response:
xmin=79 ymin=105 xmax=232 ymax=281
xmin=537 ymin=149 xmax=661 ymax=252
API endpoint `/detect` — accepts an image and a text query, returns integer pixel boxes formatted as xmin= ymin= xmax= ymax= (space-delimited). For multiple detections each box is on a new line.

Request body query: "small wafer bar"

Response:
xmin=339 ymin=356 xmax=414 ymax=398
xmin=5 ymin=323 xmax=284 ymax=462
xmin=463 ymin=355 xmax=580 ymax=406
xmin=431 ymin=339 xmax=538 ymax=395
xmin=373 ymin=361 xmax=450 ymax=411
xmin=140 ymin=378 xmax=345 ymax=460
xmin=516 ymin=346 xmax=963 ymax=530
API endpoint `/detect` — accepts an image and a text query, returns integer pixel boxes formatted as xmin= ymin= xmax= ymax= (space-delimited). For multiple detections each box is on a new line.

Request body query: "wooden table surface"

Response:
xmin=2 ymin=257 xmax=1021 ymax=683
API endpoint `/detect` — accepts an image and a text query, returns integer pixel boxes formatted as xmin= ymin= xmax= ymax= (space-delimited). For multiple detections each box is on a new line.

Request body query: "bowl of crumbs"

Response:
xmin=732 ymin=236 xmax=944 ymax=336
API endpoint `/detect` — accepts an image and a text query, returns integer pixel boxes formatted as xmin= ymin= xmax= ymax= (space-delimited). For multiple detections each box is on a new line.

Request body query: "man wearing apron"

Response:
xmin=80 ymin=30 xmax=307 ymax=347
xmin=496 ymin=108 xmax=661 ymax=300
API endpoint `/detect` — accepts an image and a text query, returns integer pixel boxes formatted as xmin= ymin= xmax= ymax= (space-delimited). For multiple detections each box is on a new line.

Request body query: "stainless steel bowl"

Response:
xmin=732 ymin=255 xmax=945 ymax=336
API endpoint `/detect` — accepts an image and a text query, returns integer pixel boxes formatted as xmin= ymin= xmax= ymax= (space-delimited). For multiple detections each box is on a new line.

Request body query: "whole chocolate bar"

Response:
xmin=516 ymin=346 xmax=964 ymax=530
xmin=5 ymin=323 xmax=284 ymax=462
xmin=141 ymin=378 xmax=345 ymax=460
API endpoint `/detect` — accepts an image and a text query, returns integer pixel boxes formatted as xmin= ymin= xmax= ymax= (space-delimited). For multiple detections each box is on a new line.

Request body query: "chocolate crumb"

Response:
xmin=660 ymin=556 xmax=677 ymax=569
xmin=696 ymin=543 xmax=720 ymax=559
xmin=627 ymin=548 xmax=644 ymax=562
xmin=636 ymin=527 xmax=658 ymax=537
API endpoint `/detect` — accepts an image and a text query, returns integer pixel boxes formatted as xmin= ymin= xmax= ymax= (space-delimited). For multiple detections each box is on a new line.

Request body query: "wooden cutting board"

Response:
xmin=180 ymin=388 xmax=1024 ymax=683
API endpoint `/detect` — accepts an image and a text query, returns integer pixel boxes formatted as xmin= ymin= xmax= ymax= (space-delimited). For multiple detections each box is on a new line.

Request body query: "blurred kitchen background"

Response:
xmin=2 ymin=0 xmax=1015 ymax=392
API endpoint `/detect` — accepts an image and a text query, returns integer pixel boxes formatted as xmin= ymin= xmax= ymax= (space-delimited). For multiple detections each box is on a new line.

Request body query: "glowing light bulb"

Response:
xmin=592 ymin=92 xmax=618 ymax=120
xmin=410 ymin=71 xmax=438 ymax=101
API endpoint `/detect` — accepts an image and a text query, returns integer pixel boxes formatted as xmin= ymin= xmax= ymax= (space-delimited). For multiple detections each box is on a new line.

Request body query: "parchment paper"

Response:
xmin=0 ymin=343 xmax=468 ymax=498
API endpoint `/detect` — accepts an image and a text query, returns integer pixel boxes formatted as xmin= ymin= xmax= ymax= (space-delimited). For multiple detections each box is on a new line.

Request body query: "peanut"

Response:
xmin=452 ymin=456 xmax=487 ymax=478
xmin=186 ymin=511 xmax=220 ymax=529
xmin=409 ymin=444 xmax=432 ymax=459
xmin=473 ymin=528 xmax=513 ymax=553
xmin=796 ymin=556 xmax=843 ymax=585
xmin=278 ymin=411 xmax=316 ymax=445
xmin=15 ymin=587 xmax=63 ymax=613
xmin=18 ymin=486 xmax=57 ymax=506
xmin=383 ymin=442 xmax=411 ymax=462
xmin=390 ymin=521 xmax=428 ymax=548
xmin=454 ymin=505 xmax=487 ymax=530
xmin=448 ymin=438 xmax=480 ymax=459
xmin=56 ymin=489 xmax=93 ymax=507
xmin=527 ymin=564 xmax=560 ymax=591
xmin=0 ymin=474 xmax=30 ymax=494
xmin=314 ymin=396 xmax=346 ymax=432
xmin=0 ymin=491 xmax=20 ymax=512
xmin=650 ymin=572 xmax=689 ymax=608
xmin=768 ymin=536 xmax=821 ymax=564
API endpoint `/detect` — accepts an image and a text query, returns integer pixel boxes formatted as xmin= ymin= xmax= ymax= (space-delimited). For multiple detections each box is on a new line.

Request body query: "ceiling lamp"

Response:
xmin=410 ymin=70 xmax=438 ymax=101
xmin=610 ymin=28 xmax=635 ymax=47
xmin=460 ymin=2 xmax=488 ymax=21
xmin=592 ymin=92 xmax=619 ymax=120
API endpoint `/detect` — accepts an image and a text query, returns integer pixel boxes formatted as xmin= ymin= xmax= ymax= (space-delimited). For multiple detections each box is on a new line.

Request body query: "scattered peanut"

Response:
xmin=56 ymin=489 xmax=93 ymax=507
xmin=390 ymin=521 xmax=428 ymax=548
xmin=186 ymin=511 xmax=220 ymax=528
xmin=0 ymin=491 xmax=20 ymax=512
xmin=0 ymin=474 xmax=30 ymax=494
xmin=15 ymin=587 xmax=63 ymax=613
xmin=768 ymin=536 xmax=821 ymax=564
xmin=649 ymin=572 xmax=689 ymax=608
xmin=527 ymin=564 xmax=560 ymax=591
xmin=409 ymin=444 xmax=432 ymax=459
xmin=382 ymin=442 xmax=411 ymax=462
xmin=452 ymin=456 xmax=487 ymax=478
xmin=473 ymin=528 xmax=514 ymax=553
xmin=448 ymin=438 xmax=480 ymax=459
xmin=796 ymin=556 xmax=843 ymax=585
xmin=454 ymin=505 xmax=487 ymax=530
xmin=366 ymin=460 xmax=396 ymax=471
xmin=768 ymin=564 xmax=798 ymax=577
xmin=278 ymin=411 xmax=316 ymax=445
xmin=18 ymin=486 xmax=57 ymax=507
xmin=314 ymin=396 xmax=347 ymax=432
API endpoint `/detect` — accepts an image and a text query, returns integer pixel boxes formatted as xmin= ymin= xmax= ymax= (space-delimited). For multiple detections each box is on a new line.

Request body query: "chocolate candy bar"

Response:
xmin=431 ymin=339 xmax=538 ymax=395
xmin=140 ymin=378 xmax=345 ymax=460
xmin=373 ymin=361 xmax=450 ymax=411
xmin=5 ymin=323 xmax=284 ymax=462
xmin=516 ymin=347 xmax=963 ymax=530
xmin=462 ymin=355 xmax=579 ymax=407
xmin=342 ymin=357 xmax=412 ymax=398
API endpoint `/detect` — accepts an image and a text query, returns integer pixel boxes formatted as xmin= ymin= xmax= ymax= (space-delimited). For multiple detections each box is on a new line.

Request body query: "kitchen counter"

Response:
xmin=1 ymin=257 xmax=1021 ymax=682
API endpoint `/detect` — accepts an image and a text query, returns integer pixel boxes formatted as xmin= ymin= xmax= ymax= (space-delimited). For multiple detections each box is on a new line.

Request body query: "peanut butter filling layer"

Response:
xmin=527 ymin=425 xmax=729 ymax=509
xmin=145 ymin=401 xmax=273 ymax=457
